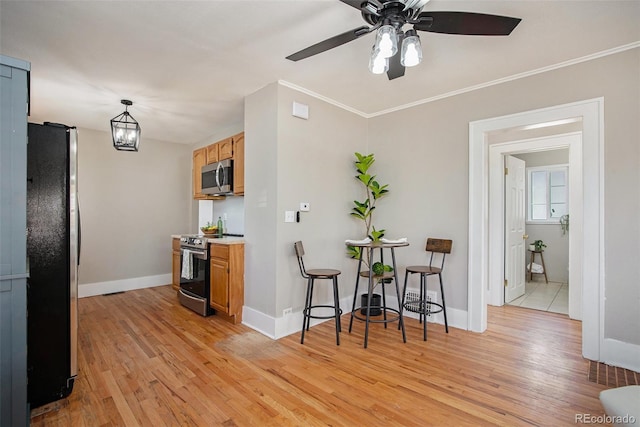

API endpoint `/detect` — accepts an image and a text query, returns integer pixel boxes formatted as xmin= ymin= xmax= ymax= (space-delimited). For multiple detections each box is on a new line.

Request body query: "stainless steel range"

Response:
xmin=178 ymin=235 xmax=213 ymax=316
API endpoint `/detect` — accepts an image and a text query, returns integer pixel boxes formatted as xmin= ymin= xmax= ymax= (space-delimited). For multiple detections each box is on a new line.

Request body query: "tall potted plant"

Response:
xmin=347 ymin=152 xmax=391 ymax=274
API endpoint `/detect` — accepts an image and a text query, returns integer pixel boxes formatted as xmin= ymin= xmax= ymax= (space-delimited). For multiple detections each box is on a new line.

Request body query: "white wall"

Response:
xmin=77 ymin=127 xmax=192 ymax=295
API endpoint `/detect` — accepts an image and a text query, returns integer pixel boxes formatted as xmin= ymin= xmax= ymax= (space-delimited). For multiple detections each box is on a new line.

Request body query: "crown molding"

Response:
xmin=280 ymin=41 xmax=640 ymax=119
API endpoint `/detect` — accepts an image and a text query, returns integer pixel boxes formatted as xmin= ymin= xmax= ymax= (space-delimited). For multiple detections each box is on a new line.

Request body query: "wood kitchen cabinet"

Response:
xmin=218 ymin=137 xmax=233 ymax=160
xmin=193 ymin=146 xmax=224 ymax=200
xmin=206 ymin=137 xmax=232 ymax=165
xmin=206 ymin=143 xmax=219 ymax=164
xmin=209 ymin=243 xmax=244 ymax=324
xmin=193 ymin=131 xmax=244 ymax=199
xmin=232 ymin=132 xmax=244 ymax=195
xmin=171 ymin=238 xmax=180 ymax=291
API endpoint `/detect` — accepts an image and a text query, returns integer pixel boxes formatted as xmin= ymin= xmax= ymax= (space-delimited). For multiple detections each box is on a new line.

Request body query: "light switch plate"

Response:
xmin=300 ymin=202 xmax=310 ymax=212
xmin=285 ymin=211 xmax=296 ymax=223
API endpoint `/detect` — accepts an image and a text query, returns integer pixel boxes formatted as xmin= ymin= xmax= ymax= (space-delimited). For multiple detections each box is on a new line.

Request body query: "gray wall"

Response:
xmin=366 ymin=48 xmax=639 ymax=345
xmin=244 ymin=83 xmax=366 ymax=319
xmin=77 ymin=127 xmax=192 ymax=287
xmin=242 ymin=48 xmax=639 ymax=348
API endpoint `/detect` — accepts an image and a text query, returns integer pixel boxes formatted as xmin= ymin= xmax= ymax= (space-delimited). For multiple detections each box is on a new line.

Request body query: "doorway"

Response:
xmin=468 ymin=98 xmax=604 ymax=362
xmin=503 ymin=141 xmax=576 ymax=315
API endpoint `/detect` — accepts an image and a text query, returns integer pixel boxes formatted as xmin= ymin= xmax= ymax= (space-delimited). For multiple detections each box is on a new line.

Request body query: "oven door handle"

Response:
xmin=179 ymin=288 xmax=205 ymax=302
xmin=181 ymin=248 xmax=208 ymax=260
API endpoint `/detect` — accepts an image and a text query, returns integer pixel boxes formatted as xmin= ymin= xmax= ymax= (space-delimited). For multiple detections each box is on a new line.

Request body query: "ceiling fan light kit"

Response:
xmin=287 ymin=0 xmax=521 ymax=80
xmin=111 ymin=99 xmax=140 ymax=152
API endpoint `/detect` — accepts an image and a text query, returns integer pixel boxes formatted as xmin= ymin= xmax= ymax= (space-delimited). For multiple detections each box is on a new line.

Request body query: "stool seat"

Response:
xmin=406 ymin=265 xmax=442 ymax=275
xmin=306 ymin=268 xmax=341 ymax=278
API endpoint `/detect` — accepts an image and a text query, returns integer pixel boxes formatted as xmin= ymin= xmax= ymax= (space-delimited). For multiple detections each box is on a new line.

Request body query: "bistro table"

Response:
xmin=345 ymin=240 xmax=409 ymax=348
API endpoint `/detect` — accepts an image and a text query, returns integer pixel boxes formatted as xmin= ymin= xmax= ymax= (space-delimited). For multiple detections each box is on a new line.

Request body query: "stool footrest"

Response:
xmin=303 ymin=305 xmax=343 ymax=320
xmin=403 ymin=299 xmax=444 ymax=315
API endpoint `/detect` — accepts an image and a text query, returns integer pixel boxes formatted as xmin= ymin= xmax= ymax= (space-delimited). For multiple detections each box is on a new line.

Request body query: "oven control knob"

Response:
xmin=194 ymin=239 xmax=201 ymax=245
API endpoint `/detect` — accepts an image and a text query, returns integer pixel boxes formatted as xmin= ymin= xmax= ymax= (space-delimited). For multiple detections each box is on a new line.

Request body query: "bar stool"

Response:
xmin=294 ymin=241 xmax=342 ymax=345
xmin=401 ymin=238 xmax=452 ymax=341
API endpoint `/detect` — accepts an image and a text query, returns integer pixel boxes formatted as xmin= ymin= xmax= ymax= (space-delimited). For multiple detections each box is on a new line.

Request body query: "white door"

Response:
xmin=505 ymin=155 xmax=526 ymax=303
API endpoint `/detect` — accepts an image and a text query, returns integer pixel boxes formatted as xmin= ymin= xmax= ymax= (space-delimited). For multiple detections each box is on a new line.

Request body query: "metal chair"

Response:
xmin=401 ymin=238 xmax=452 ymax=341
xmin=294 ymin=241 xmax=342 ymax=345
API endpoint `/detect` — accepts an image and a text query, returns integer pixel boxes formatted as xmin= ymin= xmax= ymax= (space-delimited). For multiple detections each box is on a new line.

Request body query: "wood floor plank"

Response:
xmin=30 ymin=285 xmax=611 ymax=426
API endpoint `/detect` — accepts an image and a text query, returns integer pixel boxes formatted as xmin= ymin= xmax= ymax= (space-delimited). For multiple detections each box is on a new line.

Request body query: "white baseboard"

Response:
xmin=601 ymin=338 xmax=640 ymax=372
xmin=242 ymin=293 xmax=469 ymax=341
xmin=78 ymin=274 xmax=171 ymax=298
xmin=241 ymin=305 xmax=277 ymax=339
xmin=402 ymin=306 xmax=468 ymax=331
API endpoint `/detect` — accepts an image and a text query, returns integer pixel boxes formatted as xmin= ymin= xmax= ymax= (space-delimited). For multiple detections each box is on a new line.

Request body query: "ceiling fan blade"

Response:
xmin=387 ymin=34 xmax=405 ymax=80
xmin=414 ymin=11 xmax=521 ymax=36
xmin=339 ymin=0 xmax=366 ymax=10
xmin=286 ymin=26 xmax=370 ymax=61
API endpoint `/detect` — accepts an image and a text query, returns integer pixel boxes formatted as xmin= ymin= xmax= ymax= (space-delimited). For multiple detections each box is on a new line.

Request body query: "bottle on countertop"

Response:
xmin=217 ymin=216 xmax=223 ymax=238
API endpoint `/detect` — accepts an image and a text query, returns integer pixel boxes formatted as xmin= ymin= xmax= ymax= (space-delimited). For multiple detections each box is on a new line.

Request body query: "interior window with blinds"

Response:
xmin=527 ymin=165 xmax=568 ymax=222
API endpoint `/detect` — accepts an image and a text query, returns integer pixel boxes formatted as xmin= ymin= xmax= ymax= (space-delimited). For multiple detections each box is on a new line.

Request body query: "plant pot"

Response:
xmin=529 ymin=244 xmax=536 ymax=251
xmin=360 ymin=293 xmax=382 ymax=316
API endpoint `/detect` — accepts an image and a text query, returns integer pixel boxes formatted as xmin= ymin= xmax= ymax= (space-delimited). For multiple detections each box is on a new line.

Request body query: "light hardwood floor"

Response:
xmin=31 ymin=285 xmax=609 ymax=426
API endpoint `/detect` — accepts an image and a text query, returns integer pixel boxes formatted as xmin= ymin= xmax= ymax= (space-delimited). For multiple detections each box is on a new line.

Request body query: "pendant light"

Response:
xmin=111 ymin=99 xmax=140 ymax=152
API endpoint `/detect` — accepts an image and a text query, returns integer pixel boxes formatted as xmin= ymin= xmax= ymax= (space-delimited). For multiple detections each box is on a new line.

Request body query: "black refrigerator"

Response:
xmin=26 ymin=122 xmax=79 ymax=409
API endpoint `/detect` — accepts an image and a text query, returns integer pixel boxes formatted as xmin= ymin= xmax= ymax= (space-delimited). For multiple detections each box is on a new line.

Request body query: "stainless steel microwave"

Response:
xmin=202 ymin=159 xmax=233 ymax=195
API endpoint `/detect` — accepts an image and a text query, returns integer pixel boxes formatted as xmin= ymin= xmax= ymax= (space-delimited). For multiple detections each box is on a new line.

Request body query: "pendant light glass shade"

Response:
xmin=111 ymin=99 xmax=140 ymax=152
xmin=369 ymin=46 xmax=388 ymax=74
xmin=374 ymin=25 xmax=398 ymax=59
xmin=401 ymin=30 xmax=423 ymax=67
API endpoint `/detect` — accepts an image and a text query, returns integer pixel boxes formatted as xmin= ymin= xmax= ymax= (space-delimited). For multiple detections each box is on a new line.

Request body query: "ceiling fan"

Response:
xmin=286 ymin=0 xmax=521 ymax=80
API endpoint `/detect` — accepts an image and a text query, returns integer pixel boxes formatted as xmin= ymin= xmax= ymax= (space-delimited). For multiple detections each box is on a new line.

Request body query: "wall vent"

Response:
xmin=404 ymin=290 xmax=438 ymax=319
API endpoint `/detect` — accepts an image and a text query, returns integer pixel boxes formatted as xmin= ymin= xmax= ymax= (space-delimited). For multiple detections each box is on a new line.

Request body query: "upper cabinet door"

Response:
xmin=232 ymin=132 xmax=244 ymax=195
xmin=193 ymin=147 xmax=207 ymax=199
xmin=206 ymin=143 xmax=219 ymax=164
xmin=218 ymin=137 xmax=233 ymax=160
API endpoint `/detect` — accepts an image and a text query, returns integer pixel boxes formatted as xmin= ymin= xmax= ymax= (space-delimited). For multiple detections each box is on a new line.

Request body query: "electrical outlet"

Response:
xmin=283 ymin=307 xmax=292 ymax=316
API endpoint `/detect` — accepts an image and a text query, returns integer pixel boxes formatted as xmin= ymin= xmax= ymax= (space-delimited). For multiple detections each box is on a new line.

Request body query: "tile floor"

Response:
xmin=506 ymin=280 xmax=569 ymax=315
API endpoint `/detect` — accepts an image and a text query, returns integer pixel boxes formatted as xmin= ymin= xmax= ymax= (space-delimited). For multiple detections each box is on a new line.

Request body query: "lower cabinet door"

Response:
xmin=210 ymin=257 xmax=229 ymax=312
xmin=172 ymin=250 xmax=180 ymax=290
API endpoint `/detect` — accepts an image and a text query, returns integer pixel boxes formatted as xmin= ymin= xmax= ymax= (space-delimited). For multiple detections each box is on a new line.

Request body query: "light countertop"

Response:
xmin=171 ymin=235 xmax=245 ymax=245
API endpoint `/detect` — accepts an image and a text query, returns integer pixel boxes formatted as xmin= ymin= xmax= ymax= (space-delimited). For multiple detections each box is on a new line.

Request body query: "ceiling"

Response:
xmin=1 ymin=1 xmax=638 ymax=145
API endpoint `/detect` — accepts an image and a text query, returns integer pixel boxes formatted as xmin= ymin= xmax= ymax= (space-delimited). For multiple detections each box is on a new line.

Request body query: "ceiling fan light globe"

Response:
xmin=401 ymin=33 xmax=422 ymax=67
xmin=375 ymin=25 xmax=398 ymax=59
xmin=369 ymin=46 xmax=388 ymax=74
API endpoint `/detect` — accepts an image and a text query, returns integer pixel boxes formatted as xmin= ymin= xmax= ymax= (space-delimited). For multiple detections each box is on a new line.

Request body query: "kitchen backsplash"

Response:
xmin=198 ymin=197 xmax=244 ymax=235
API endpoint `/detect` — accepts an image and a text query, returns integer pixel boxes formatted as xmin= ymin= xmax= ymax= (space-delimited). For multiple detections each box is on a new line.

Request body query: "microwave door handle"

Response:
xmin=216 ymin=162 xmax=225 ymax=189
xmin=215 ymin=162 xmax=222 ymax=190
